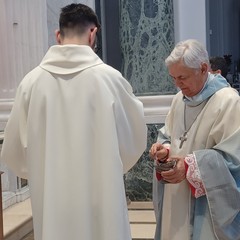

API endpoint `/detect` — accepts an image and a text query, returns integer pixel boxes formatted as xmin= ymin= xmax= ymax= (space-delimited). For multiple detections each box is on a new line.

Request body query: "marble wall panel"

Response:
xmin=119 ymin=0 xmax=176 ymax=95
xmin=119 ymin=0 xmax=175 ymax=201
xmin=124 ymin=124 xmax=163 ymax=201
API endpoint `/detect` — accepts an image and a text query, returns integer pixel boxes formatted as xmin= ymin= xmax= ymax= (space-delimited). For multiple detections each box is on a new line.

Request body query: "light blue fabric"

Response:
xmin=184 ymin=73 xmax=230 ymax=106
xmin=192 ymin=197 xmax=208 ymax=239
xmin=194 ymin=149 xmax=240 ymax=240
xmin=152 ymin=177 xmax=165 ymax=240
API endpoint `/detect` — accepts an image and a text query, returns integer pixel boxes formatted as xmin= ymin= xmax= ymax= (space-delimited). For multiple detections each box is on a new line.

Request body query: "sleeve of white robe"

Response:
xmin=113 ymin=77 xmax=147 ymax=173
xmin=1 ymin=79 xmax=31 ymax=179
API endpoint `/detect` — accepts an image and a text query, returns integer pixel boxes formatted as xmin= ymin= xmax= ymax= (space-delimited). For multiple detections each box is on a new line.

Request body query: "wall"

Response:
xmin=0 ymin=0 xmax=48 ymax=130
xmin=173 ymin=0 xmax=207 ymax=45
xmin=0 ymin=0 xmax=49 ymax=208
xmin=206 ymin=0 xmax=240 ymax=72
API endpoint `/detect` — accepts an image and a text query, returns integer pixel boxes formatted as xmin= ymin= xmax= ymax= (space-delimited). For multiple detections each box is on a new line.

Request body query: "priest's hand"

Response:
xmin=160 ymin=157 xmax=186 ymax=184
xmin=149 ymin=142 xmax=168 ymax=161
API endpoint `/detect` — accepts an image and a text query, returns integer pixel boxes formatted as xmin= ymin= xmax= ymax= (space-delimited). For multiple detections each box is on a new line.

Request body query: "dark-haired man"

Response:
xmin=209 ymin=56 xmax=228 ymax=78
xmin=1 ymin=4 xmax=147 ymax=240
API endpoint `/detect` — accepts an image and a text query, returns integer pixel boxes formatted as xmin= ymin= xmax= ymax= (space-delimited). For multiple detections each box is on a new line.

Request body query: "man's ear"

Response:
xmin=201 ymin=62 xmax=208 ymax=74
xmin=215 ymin=69 xmax=222 ymax=75
xmin=89 ymin=27 xmax=98 ymax=49
xmin=55 ymin=30 xmax=61 ymax=44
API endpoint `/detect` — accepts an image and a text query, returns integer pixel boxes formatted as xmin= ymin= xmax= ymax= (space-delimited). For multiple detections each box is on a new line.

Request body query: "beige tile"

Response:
xmin=128 ymin=210 xmax=156 ymax=224
xmin=3 ymin=216 xmax=32 ymax=236
xmin=4 ymin=214 xmax=31 ymax=225
xmin=3 ymin=198 xmax=32 ymax=215
xmin=3 ymin=198 xmax=33 ymax=239
xmin=4 ymin=220 xmax=33 ymax=240
xmin=130 ymin=224 xmax=156 ymax=240
xmin=21 ymin=231 xmax=34 ymax=240
xmin=128 ymin=201 xmax=154 ymax=210
xmin=2 ymin=200 xmax=156 ymax=240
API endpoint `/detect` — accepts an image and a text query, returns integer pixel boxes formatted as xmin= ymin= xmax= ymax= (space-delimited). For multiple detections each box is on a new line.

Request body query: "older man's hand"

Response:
xmin=160 ymin=156 xmax=186 ymax=184
xmin=149 ymin=142 xmax=169 ymax=161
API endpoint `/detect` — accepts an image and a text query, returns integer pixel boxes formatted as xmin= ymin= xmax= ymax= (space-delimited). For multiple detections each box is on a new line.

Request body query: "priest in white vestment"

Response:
xmin=150 ymin=39 xmax=240 ymax=240
xmin=1 ymin=4 xmax=147 ymax=240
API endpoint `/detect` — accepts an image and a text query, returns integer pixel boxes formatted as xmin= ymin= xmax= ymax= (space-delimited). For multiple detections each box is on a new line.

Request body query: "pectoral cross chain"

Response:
xmin=179 ymin=131 xmax=187 ymax=149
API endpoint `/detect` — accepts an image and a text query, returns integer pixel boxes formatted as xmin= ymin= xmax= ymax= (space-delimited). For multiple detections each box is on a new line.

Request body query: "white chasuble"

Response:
xmin=1 ymin=45 xmax=147 ymax=240
xmin=154 ymin=86 xmax=240 ymax=240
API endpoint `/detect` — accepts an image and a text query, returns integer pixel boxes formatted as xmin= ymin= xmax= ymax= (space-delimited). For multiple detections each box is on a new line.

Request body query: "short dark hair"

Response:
xmin=59 ymin=3 xmax=101 ymax=37
xmin=209 ymin=56 xmax=228 ymax=78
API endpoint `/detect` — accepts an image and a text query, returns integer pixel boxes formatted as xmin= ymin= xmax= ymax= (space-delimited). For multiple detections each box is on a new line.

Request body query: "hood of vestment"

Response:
xmin=39 ymin=44 xmax=103 ymax=75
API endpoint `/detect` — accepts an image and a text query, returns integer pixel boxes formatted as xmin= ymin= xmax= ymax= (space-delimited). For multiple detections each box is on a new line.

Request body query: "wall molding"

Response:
xmin=0 ymin=99 xmax=14 ymax=131
xmin=0 ymin=95 xmax=174 ymax=129
xmin=0 ymin=95 xmax=173 ymax=131
xmin=2 ymin=187 xmax=30 ymax=210
xmin=138 ymin=95 xmax=173 ymax=124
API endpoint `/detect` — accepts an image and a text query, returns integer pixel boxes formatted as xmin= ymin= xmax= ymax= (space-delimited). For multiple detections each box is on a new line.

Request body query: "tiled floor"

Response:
xmin=128 ymin=201 xmax=156 ymax=240
xmin=21 ymin=231 xmax=34 ymax=240
xmin=5 ymin=200 xmax=156 ymax=240
xmin=3 ymin=198 xmax=33 ymax=240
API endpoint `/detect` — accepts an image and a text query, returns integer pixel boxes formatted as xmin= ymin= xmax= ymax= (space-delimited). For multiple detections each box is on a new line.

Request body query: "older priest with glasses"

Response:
xmin=150 ymin=39 xmax=240 ymax=240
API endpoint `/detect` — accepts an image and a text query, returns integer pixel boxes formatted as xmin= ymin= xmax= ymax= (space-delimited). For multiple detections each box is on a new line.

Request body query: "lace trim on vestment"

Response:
xmin=185 ymin=154 xmax=206 ymax=198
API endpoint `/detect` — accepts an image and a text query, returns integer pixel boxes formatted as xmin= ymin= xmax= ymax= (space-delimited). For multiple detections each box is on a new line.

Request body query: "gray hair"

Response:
xmin=165 ymin=39 xmax=209 ymax=69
